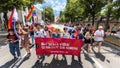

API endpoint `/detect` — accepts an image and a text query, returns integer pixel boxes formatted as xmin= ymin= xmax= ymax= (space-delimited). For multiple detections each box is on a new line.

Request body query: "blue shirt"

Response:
xmin=71 ymin=33 xmax=84 ymax=39
xmin=52 ymin=33 xmax=61 ymax=38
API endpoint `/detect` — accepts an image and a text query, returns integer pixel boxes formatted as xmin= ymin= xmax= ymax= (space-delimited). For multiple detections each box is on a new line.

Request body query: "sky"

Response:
xmin=34 ymin=0 xmax=67 ymax=17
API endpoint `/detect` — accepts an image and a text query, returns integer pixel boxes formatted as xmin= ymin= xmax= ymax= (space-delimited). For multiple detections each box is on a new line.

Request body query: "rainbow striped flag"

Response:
xmin=26 ymin=6 xmax=37 ymax=21
xmin=8 ymin=10 xmax=14 ymax=29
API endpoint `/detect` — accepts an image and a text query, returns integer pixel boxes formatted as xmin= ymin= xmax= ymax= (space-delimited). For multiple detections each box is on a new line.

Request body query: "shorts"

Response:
xmin=111 ymin=31 xmax=116 ymax=33
xmin=85 ymin=38 xmax=94 ymax=44
xmin=85 ymin=39 xmax=91 ymax=44
xmin=91 ymin=38 xmax=94 ymax=43
xmin=94 ymin=40 xmax=103 ymax=43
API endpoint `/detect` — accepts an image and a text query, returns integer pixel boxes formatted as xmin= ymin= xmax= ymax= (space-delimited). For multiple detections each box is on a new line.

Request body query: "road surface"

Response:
xmin=0 ymin=41 xmax=120 ymax=68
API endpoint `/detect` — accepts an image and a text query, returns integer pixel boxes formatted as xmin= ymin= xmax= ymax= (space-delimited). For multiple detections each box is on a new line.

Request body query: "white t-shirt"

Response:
xmin=34 ymin=29 xmax=46 ymax=38
xmin=40 ymin=20 xmax=45 ymax=25
xmin=62 ymin=32 xmax=71 ymax=38
xmin=80 ymin=27 xmax=84 ymax=34
xmin=94 ymin=30 xmax=104 ymax=41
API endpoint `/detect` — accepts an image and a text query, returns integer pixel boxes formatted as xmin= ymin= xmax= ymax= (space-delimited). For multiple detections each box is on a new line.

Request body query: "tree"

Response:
xmin=59 ymin=0 xmax=84 ymax=22
xmin=105 ymin=0 xmax=113 ymax=31
xmin=0 ymin=0 xmax=44 ymax=29
xmin=112 ymin=0 xmax=120 ymax=22
xmin=59 ymin=0 xmax=106 ymax=25
xmin=0 ymin=0 xmax=29 ymax=29
xmin=42 ymin=7 xmax=54 ymax=22
xmin=79 ymin=0 xmax=106 ymax=26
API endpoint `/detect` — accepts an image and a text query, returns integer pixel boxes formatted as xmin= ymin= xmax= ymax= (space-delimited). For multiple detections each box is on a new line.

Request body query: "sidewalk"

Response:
xmin=0 ymin=31 xmax=8 ymax=36
xmin=0 ymin=31 xmax=8 ymax=44
xmin=104 ymin=35 xmax=120 ymax=47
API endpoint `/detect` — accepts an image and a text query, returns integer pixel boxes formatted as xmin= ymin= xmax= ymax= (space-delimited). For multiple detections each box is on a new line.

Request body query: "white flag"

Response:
xmin=13 ymin=8 xmax=18 ymax=21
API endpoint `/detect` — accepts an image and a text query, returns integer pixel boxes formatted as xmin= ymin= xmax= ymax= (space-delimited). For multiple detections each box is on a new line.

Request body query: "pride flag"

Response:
xmin=8 ymin=8 xmax=18 ymax=29
xmin=26 ymin=6 xmax=37 ymax=21
xmin=8 ymin=10 xmax=14 ymax=29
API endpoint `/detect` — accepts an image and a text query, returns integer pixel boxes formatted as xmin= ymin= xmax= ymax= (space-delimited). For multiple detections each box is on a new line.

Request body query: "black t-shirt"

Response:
xmin=7 ymin=34 xmax=19 ymax=42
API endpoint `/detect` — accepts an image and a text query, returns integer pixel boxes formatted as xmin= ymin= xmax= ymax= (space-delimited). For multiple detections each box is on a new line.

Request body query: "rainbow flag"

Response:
xmin=26 ymin=6 xmax=37 ymax=21
xmin=8 ymin=10 xmax=14 ymax=29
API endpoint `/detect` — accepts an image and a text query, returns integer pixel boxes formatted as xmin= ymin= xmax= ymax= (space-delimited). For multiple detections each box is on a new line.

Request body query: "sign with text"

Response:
xmin=35 ymin=38 xmax=82 ymax=56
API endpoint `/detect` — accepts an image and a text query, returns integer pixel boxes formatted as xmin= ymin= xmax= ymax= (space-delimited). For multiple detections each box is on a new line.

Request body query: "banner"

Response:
xmin=35 ymin=38 xmax=82 ymax=56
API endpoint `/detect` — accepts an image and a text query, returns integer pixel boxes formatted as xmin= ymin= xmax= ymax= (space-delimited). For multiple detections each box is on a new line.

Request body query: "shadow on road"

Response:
xmin=0 ymin=58 xmax=18 ymax=68
xmin=92 ymin=48 xmax=106 ymax=62
xmin=32 ymin=55 xmax=83 ymax=68
xmin=83 ymin=51 xmax=96 ymax=68
xmin=16 ymin=55 xmax=31 ymax=68
xmin=102 ymin=43 xmax=120 ymax=56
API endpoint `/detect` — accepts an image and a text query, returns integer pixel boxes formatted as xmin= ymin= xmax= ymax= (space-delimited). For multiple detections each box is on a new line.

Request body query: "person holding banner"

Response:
xmin=44 ymin=26 xmax=52 ymax=38
xmin=52 ymin=29 xmax=61 ymax=38
xmin=34 ymin=24 xmax=46 ymax=63
xmin=62 ymin=27 xmax=71 ymax=38
xmin=62 ymin=27 xmax=71 ymax=65
xmin=52 ymin=29 xmax=61 ymax=60
xmin=71 ymin=28 xmax=84 ymax=64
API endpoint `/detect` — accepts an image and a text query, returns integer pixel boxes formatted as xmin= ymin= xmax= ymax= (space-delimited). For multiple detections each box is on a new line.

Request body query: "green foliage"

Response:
xmin=59 ymin=0 xmax=84 ymax=22
xmin=112 ymin=0 xmax=120 ymax=20
xmin=0 ymin=0 xmax=44 ymax=29
xmin=42 ymin=7 xmax=54 ymax=22
xmin=59 ymin=0 xmax=106 ymax=24
xmin=0 ymin=0 xmax=44 ymax=12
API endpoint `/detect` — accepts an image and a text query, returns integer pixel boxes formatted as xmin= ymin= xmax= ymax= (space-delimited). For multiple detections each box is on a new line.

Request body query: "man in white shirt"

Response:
xmin=34 ymin=24 xmax=46 ymax=38
xmin=94 ymin=26 xmax=104 ymax=53
xmin=40 ymin=20 xmax=45 ymax=26
xmin=34 ymin=24 xmax=46 ymax=63
xmin=62 ymin=27 xmax=71 ymax=38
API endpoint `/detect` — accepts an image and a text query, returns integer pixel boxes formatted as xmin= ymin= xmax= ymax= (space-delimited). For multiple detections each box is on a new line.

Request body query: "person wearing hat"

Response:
xmin=62 ymin=27 xmax=71 ymax=65
xmin=7 ymin=29 xmax=21 ymax=59
xmin=71 ymin=28 xmax=85 ymax=64
xmin=34 ymin=24 xmax=46 ymax=63
xmin=94 ymin=26 xmax=104 ymax=53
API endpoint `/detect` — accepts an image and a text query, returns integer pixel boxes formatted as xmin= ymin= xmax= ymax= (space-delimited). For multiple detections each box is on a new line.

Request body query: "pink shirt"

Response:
xmin=45 ymin=31 xmax=50 ymax=38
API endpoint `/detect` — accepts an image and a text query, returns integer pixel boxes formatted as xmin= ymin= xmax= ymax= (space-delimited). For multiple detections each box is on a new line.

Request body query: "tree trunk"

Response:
xmin=92 ymin=13 xmax=95 ymax=26
xmin=96 ymin=16 xmax=102 ymax=29
xmin=105 ymin=0 xmax=113 ymax=32
xmin=105 ymin=8 xmax=111 ymax=32
xmin=3 ymin=12 xmax=8 ymax=30
xmin=96 ymin=21 xmax=100 ymax=29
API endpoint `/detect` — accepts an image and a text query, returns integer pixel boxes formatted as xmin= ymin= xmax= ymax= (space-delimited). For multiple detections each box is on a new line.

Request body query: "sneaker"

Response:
xmin=14 ymin=56 xmax=17 ymax=59
xmin=18 ymin=56 xmax=22 ymax=59
xmin=36 ymin=60 xmax=40 ymax=63
xmin=26 ymin=53 xmax=31 ymax=58
xmin=78 ymin=61 xmax=83 ymax=65
xmin=67 ymin=63 xmax=71 ymax=65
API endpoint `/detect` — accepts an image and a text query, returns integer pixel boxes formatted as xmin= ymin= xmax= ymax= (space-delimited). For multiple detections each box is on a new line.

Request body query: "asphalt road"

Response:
xmin=0 ymin=42 xmax=120 ymax=68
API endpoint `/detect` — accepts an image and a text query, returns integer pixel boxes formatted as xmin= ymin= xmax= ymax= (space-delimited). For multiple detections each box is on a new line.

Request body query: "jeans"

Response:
xmin=9 ymin=42 xmax=21 ymax=57
xmin=30 ymin=35 xmax=34 ymax=45
xmin=30 ymin=32 xmax=34 ymax=44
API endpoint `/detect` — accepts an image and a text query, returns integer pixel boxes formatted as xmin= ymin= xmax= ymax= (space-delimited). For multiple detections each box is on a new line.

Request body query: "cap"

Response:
xmin=98 ymin=26 xmax=103 ymax=29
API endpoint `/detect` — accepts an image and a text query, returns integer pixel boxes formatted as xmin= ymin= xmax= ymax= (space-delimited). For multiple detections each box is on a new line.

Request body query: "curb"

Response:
xmin=104 ymin=35 xmax=120 ymax=47
xmin=104 ymin=40 xmax=120 ymax=47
